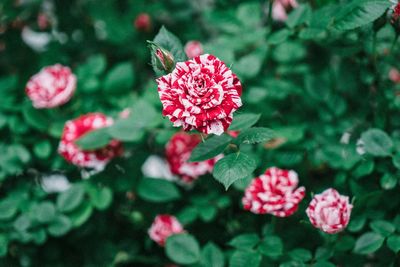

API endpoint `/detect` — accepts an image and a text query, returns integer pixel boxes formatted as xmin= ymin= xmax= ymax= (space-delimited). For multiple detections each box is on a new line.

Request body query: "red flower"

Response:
xmin=242 ymin=167 xmax=305 ymax=217
xmin=58 ymin=113 xmax=123 ymax=170
xmin=392 ymin=2 xmax=400 ymax=23
xmin=166 ymin=132 xmax=220 ymax=184
xmin=157 ymin=54 xmax=242 ymax=135
xmin=26 ymin=64 xmax=76 ymax=109
xmin=184 ymin=41 xmax=203 ymax=59
xmin=134 ymin=13 xmax=151 ymax=32
xmin=306 ymin=188 xmax=352 ymax=234
xmin=148 ymin=215 xmax=184 ymax=246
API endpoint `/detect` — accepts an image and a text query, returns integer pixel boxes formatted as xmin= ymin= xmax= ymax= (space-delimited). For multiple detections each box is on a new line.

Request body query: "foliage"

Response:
xmin=1 ymin=0 xmax=400 ymax=266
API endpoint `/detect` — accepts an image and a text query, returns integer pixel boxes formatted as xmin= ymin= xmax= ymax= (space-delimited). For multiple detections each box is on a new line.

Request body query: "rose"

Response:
xmin=148 ymin=215 xmax=184 ymax=246
xmin=306 ymin=188 xmax=352 ymax=234
xmin=184 ymin=40 xmax=203 ymax=59
xmin=134 ymin=13 xmax=151 ymax=32
xmin=157 ymin=54 xmax=242 ymax=135
xmin=25 ymin=64 xmax=76 ymax=108
xmin=166 ymin=132 xmax=220 ymax=184
xmin=242 ymin=167 xmax=305 ymax=217
xmin=389 ymin=68 xmax=400 ymax=83
xmin=272 ymin=0 xmax=298 ymax=21
xmin=58 ymin=113 xmax=123 ymax=170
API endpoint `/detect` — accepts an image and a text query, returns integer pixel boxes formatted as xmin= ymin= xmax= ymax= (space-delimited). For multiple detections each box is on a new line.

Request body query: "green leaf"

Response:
xmin=108 ymin=119 xmax=144 ymax=142
xmin=0 ymin=235 xmax=8 ymax=257
xmin=229 ymin=250 xmax=262 ymax=267
xmin=229 ymin=113 xmax=261 ymax=131
xmin=166 ymin=234 xmax=200 ymax=265
xmin=75 ymin=128 xmax=111 ymax=150
xmin=236 ymin=127 xmax=275 ymax=145
xmin=333 ymin=0 xmax=391 ymax=31
xmin=33 ymin=140 xmax=52 ymax=159
xmin=228 ymin=233 xmax=260 ymax=249
xmin=0 ymin=199 xmax=18 ymax=220
xmin=86 ymin=186 xmax=113 ymax=210
xmin=361 ymin=129 xmax=393 ymax=157
xmin=152 ymin=26 xmax=186 ymax=74
xmin=288 ymin=248 xmax=312 ymax=262
xmin=56 ymin=185 xmax=85 ymax=212
xmin=354 ymin=232 xmax=385 ymax=254
xmin=313 ymin=261 xmax=336 ymax=267
xmin=380 ymin=173 xmax=398 ymax=190
xmin=369 ymin=220 xmax=395 ymax=237
xmin=212 ymin=153 xmax=257 ymax=190
xmin=392 ymin=153 xmax=400 ymax=169
xmin=22 ymin=104 xmax=49 ymax=131
xmin=200 ymin=242 xmax=225 ymax=267
xmin=103 ymin=62 xmax=134 ymax=94
xmin=67 ymin=201 xmax=93 ymax=227
xmin=267 ymin=29 xmax=292 ymax=45
xmin=189 ymin=134 xmax=232 ymax=162
xmin=13 ymin=214 xmax=31 ymax=232
xmin=137 ymin=178 xmax=181 ymax=202
xmin=258 ymin=236 xmax=283 ymax=258
xmin=197 ymin=205 xmax=217 ymax=222
xmin=286 ymin=4 xmax=312 ymax=28
xmin=387 ymin=235 xmax=400 ymax=253
xmin=35 ymin=201 xmax=56 ymax=224
xmin=47 ymin=215 xmax=72 ymax=237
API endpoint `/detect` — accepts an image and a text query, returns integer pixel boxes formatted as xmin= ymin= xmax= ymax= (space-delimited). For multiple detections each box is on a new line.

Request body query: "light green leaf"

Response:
xmin=354 ymin=232 xmax=385 ymax=254
xmin=166 ymin=234 xmax=201 ymax=265
xmin=229 ymin=113 xmax=261 ymax=131
xmin=361 ymin=129 xmax=393 ymax=157
xmin=258 ymin=236 xmax=283 ymax=258
xmin=56 ymin=185 xmax=85 ymax=213
xmin=228 ymin=233 xmax=260 ymax=249
xmin=75 ymin=128 xmax=111 ymax=150
xmin=103 ymin=62 xmax=134 ymax=94
xmin=229 ymin=250 xmax=261 ymax=267
xmin=236 ymin=127 xmax=275 ymax=145
xmin=200 ymin=242 xmax=225 ymax=267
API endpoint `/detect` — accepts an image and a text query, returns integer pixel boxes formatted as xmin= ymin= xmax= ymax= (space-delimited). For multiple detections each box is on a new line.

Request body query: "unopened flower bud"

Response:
xmin=148 ymin=42 xmax=175 ymax=73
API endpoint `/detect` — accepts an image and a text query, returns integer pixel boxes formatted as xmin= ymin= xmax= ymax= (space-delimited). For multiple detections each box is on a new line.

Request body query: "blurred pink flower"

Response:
xmin=272 ymin=0 xmax=298 ymax=22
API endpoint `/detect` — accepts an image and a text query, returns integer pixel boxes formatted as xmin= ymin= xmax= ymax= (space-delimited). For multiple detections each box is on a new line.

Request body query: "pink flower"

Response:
xmin=272 ymin=0 xmax=298 ymax=21
xmin=148 ymin=215 xmax=184 ymax=246
xmin=389 ymin=68 xmax=400 ymax=83
xmin=134 ymin=13 xmax=151 ymax=32
xmin=37 ymin=13 xmax=50 ymax=30
xmin=184 ymin=41 xmax=203 ymax=59
xmin=157 ymin=54 xmax=242 ymax=135
xmin=166 ymin=132 xmax=220 ymax=183
xmin=242 ymin=167 xmax=305 ymax=217
xmin=26 ymin=64 xmax=76 ymax=109
xmin=58 ymin=113 xmax=123 ymax=170
xmin=306 ymin=188 xmax=352 ymax=234
xmin=391 ymin=2 xmax=400 ymax=23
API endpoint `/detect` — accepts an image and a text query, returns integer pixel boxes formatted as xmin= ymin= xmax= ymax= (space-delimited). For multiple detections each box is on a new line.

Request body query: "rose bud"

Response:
xmin=184 ymin=40 xmax=203 ymax=59
xmin=166 ymin=132 xmax=221 ymax=184
xmin=242 ymin=167 xmax=305 ymax=217
xmin=134 ymin=13 xmax=151 ymax=32
xmin=25 ymin=64 xmax=77 ymax=109
xmin=148 ymin=42 xmax=175 ymax=73
xmin=306 ymin=188 xmax=353 ymax=234
xmin=157 ymin=54 xmax=242 ymax=135
xmin=272 ymin=0 xmax=298 ymax=22
xmin=58 ymin=113 xmax=123 ymax=170
xmin=148 ymin=215 xmax=184 ymax=246
xmin=389 ymin=68 xmax=400 ymax=83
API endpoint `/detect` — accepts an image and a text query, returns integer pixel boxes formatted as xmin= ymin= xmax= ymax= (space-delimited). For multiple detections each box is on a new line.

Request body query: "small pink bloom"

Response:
xmin=157 ymin=54 xmax=242 ymax=135
xmin=306 ymin=188 xmax=352 ymax=234
xmin=134 ymin=13 xmax=151 ymax=32
xmin=119 ymin=108 xmax=131 ymax=119
xmin=37 ymin=13 xmax=50 ymax=30
xmin=389 ymin=68 xmax=400 ymax=83
xmin=227 ymin=130 xmax=240 ymax=138
xmin=166 ymin=132 xmax=220 ymax=183
xmin=58 ymin=113 xmax=123 ymax=170
xmin=272 ymin=0 xmax=298 ymax=22
xmin=242 ymin=167 xmax=305 ymax=217
xmin=26 ymin=64 xmax=76 ymax=109
xmin=184 ymin=41 xmax=203 ymax=59
xmin=148 ymin=215 xmax=184 ymax=246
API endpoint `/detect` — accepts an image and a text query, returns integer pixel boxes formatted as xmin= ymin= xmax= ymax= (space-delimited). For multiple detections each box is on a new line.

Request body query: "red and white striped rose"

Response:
xmin=58 ymin=113 xmax=123 ymax=170
xmin=26 ymin=64 xmax=76 ymax=108
xmin=148 ymin=214 xmax=184 ymax=246
xmin=242 ymin=167 xmax=305 ymax=217
xmin=306 ymin=188 xmax=352 ymax=234
xmin=166 ymin=132 xmax=220 ymax=184
xmin=157 ymin=54 xmax=242 ymax=135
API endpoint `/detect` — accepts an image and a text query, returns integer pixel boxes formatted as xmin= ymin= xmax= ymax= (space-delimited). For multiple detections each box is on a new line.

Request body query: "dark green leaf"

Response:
xmin=138 ymin=178 xmax=180 ymax=202
xmin=258 ymin=236 xmax=283 ymax=258
xmin=103 ymin=62 xmax=134 ymax=94
xmin=200 ymin=242 xmax=225 ymax=267
xmin=189 ymin=134 xmax=232 ymax=162
xmin=228 ymin=233 xmax=260 ymax=249
xmin=387 ymin=235 xmax=400 ymax=253
xmin=236 ymin=127 xmax=275 ymax=145
xmin=213 ymin=153 xmax=257 ymax=190
xmin=229 ymin=250 xmax=261 ymax=267
xmin=47 ymin=215 xmax=72 ymax=237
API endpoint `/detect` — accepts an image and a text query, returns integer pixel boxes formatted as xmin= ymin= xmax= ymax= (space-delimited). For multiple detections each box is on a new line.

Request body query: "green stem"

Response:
xmin=390 ymin=32 xmax=399 ymax=53
xmin=267 ymin=0 xmax=273 ymax=25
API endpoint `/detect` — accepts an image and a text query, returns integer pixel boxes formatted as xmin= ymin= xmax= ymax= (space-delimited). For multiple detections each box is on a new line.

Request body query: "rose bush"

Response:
xmin=1 ymin=0 xmax=400 ymax=266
